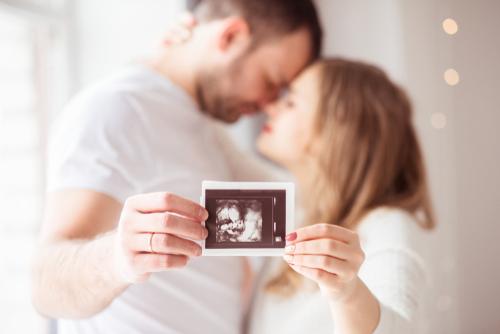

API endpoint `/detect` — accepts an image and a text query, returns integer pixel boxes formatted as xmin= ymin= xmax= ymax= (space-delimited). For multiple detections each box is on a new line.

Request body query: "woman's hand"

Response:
xmin=283 ymin=223 xmax=365 ymax=303
xmin=163 ymin=12 xmax=197 ymax=46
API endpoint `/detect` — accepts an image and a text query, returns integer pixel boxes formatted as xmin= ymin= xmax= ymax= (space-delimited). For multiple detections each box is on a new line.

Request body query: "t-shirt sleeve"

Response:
xmin=46 ymin=89 xmax=149 ymax=203
xmin=357 ymin=209 xmax=430 ymax=334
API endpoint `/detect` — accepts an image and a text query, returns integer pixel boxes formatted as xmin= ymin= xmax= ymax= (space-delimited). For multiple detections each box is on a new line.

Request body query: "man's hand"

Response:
xmin=114 ymin=192 xmax=208 ymax=283
xmin=32 ymin=189 xmax=209 ymax=318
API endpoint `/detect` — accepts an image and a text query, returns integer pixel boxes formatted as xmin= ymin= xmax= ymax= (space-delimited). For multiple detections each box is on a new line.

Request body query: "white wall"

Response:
xmin=73 ymin=0 xmax=186 ymax=88
xmin=452 ymin=0 xmax=500 ymax=332
xmin=316 ymin=0 xmax=406 ymax=81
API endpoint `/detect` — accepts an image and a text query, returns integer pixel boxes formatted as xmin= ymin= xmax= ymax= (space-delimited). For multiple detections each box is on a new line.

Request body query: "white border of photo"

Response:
xmin=200 ymin=180 xmax=295 ymax=256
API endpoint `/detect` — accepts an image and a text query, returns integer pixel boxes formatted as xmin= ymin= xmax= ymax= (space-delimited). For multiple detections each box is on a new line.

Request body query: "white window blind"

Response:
xmin=0 ymin=1 xmax=70 ymax=332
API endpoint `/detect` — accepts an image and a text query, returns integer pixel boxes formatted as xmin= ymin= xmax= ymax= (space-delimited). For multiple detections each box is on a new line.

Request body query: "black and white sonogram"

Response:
xmin=202 ymin=182 xmax=293 ymax=253
xmin=215 ymin=199 xmax=263 ymax=243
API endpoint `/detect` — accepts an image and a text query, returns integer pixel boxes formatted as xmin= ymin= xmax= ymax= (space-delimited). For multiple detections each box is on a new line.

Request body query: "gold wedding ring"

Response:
xmin=149 ymin=232 xmax=155 ymax=253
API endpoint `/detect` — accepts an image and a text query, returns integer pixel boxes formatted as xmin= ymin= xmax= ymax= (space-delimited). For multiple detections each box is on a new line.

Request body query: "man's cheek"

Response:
xmin=239 ymin=75 xmax=267 ymax=100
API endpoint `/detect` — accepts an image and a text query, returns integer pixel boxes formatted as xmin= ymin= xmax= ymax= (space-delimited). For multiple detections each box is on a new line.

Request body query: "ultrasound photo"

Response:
xmin=215 ymin=199 xmax=263 ymax=243
xmin=202 ymin=181 xmax=294 ymax=255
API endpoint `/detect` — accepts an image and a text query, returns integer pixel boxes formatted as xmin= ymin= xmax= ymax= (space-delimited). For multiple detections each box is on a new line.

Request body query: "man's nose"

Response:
xmin=257 ymin=89 xmax=280 ymax=111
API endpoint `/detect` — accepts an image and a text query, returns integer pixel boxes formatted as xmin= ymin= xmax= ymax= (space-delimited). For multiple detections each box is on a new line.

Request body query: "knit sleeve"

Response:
xmin=357 ymin=208 xmax=431 ymax=334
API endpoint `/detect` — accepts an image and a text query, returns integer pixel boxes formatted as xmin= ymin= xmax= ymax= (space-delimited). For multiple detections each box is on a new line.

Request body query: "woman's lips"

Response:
xmin=262 ymin=124 xmax=272 ymax=133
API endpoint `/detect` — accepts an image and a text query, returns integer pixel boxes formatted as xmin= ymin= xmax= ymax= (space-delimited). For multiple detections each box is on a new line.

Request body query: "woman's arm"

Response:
xmin=328 ymin=277 xmax=380 ymax=334
xmin=283 ymin=224 xmax=380 ymax=333
xmin=355 ymin=248 xmax=427 ymax=334
xmin=283 ymin=219 xmax=426 ymax=334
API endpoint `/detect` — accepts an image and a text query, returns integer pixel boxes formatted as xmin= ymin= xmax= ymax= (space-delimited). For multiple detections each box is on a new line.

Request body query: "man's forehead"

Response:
xmin=259 ymin=29 xmax=314 ymax=83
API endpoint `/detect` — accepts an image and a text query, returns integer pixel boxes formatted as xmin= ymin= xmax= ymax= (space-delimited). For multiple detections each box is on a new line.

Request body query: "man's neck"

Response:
xmin=146 ymin=46 xmax=199 ymax=103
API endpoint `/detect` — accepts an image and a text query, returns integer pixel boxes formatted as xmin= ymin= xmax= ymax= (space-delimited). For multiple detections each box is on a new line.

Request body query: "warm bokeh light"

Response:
xmin=431 ymin=112 xmax=447 ymax=129
xmin=442 ymin=18 xmax=459 ymax=35
xmin=444 ymin=68 xmax=460 ymax=86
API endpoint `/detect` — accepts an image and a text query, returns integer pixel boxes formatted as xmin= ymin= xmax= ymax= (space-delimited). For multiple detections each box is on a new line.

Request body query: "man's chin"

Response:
xmin=212 ymin=111 xmax=243 ymax=124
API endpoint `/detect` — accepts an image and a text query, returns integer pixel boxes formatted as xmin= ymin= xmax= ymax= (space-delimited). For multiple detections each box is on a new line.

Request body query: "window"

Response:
xmin=0 ymin=1 xmax=71 ymax=332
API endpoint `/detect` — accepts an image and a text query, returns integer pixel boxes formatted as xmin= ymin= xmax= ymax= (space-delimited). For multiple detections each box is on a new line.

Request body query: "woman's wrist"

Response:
xmin=327 ymin=276 xmax=363 ymax=309
xmin=327 ymin=277 xmax=381 ymax=334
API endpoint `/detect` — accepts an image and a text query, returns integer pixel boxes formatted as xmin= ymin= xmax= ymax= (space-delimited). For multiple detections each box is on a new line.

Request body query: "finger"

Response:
xmin=130 ymin=233 xmax=202 ymax=257
xmin=289 ymin=264 xmax=338 ymax=287
xmin=127 ymin=192 xmax=208 ymax=221
xmin=133 ymin=253 xmax=188 ymax=273
xmin=163 ymin=12 xmax=196 ymax=46
xmin=179 ymin=11 xmax=197 ymax=27
xmin=130 ymin=211 xmax=208 ymax=240
xmin=286 ymin=224 xmax=356 ymax=245
xmin=285 ymin=238 xmax=351 ymax=260
xmin=168 ymin=25 xmax=191 ymax=42
xmin=283 ymin=254 xmax=350 ymax=276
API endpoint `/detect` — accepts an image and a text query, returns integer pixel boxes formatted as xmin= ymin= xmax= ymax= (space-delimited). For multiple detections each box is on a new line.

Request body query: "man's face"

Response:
xmin=195 ymin=28 xmax=313 ymax=123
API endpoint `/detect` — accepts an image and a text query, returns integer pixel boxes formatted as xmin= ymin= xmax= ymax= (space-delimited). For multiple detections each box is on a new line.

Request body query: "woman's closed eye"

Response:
xmin=278 ymin=93 xmax=297 ymax=110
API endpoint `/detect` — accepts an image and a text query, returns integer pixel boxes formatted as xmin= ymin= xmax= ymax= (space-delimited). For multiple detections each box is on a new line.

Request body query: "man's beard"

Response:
xmin=194 ymin=58 xmax=258 ymax=124
xmin=195 ymin=80 xmax=244 ymax=124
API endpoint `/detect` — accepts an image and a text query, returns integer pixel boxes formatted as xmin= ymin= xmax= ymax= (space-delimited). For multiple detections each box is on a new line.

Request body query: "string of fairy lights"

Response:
xmin=432 ymin=18 xmax=459 ymax=130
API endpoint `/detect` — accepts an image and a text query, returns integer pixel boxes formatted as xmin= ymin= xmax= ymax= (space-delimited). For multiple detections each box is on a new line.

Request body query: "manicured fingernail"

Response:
xmin=284 ymin=245 xmax=295 ymax=253
xmin=283 ymin=254 xmax=293 ymax=263
xmin=200 ymin=208 xmax=209 ymax=220
xmin=285 ymin=232 xmax=297 ymax=242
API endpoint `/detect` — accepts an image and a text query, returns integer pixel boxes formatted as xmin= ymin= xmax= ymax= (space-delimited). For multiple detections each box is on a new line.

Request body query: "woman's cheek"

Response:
xmin=277 ymin=119 xmax=306 ymax=161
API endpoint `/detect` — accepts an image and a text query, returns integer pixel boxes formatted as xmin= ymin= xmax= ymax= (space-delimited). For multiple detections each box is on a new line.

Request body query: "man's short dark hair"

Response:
xmin=191 ymin=0 xmax=323 ymax=61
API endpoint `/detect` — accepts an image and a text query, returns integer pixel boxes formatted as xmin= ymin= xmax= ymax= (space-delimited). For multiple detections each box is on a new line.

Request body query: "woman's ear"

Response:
xmin=217 ymin=17 xmax=251 ymax=53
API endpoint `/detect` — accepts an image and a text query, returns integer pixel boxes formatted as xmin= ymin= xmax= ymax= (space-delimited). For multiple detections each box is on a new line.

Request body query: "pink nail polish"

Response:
xmin=285 ymin=232 xmax=297 ymax=242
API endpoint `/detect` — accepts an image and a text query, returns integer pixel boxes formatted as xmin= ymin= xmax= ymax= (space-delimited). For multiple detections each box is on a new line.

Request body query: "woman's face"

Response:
xmin=257 ymin=64 xmax=321 ymax=169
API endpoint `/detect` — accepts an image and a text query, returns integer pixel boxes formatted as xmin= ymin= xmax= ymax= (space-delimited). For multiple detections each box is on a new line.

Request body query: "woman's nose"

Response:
xmin=257 ymin=86 xmax=281 ymax=110
xmin=264 ymin=103 xmax=278 ymax=117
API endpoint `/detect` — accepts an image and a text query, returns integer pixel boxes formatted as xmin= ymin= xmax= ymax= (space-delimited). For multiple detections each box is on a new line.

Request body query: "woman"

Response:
xmin=248 ymin=58 xmax=435 ymax=334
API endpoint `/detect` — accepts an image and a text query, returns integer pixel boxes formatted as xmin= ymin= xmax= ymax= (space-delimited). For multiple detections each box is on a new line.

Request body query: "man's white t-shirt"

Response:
xmin=47 ymin=65 xmax=276 ymax=334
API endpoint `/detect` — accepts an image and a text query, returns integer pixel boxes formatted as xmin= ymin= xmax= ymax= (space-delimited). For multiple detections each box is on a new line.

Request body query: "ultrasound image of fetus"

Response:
xmin=215 ymin=199 xmax=263 ymax=243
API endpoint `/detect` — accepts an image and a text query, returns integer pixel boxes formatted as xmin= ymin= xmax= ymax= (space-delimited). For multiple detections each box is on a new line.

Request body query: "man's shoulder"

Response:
xmin=63 ymin=80 xmax=131 ymax=120
xmin=61 ymin=66 xmax=194 ymax=130
xmin=49 ymin=76 xmax=154 ymax=158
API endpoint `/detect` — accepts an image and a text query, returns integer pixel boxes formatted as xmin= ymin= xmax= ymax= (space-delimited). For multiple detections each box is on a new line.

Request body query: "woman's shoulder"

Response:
xmin=355 ymin=207 xmax=432 ymax=256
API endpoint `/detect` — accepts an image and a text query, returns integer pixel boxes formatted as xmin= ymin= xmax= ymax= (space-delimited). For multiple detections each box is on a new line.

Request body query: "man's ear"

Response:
xmin=217 ymin=17 xmax=251 ymax=53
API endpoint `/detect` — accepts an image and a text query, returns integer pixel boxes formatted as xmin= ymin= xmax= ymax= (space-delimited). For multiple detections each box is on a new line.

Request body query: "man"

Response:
xmin=31 ymin=0 xmax=322 ymax=333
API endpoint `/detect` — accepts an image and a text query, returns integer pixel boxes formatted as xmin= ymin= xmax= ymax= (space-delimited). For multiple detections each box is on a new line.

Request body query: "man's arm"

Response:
xmin=31 ymin=190 xmax=208 ymax=319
